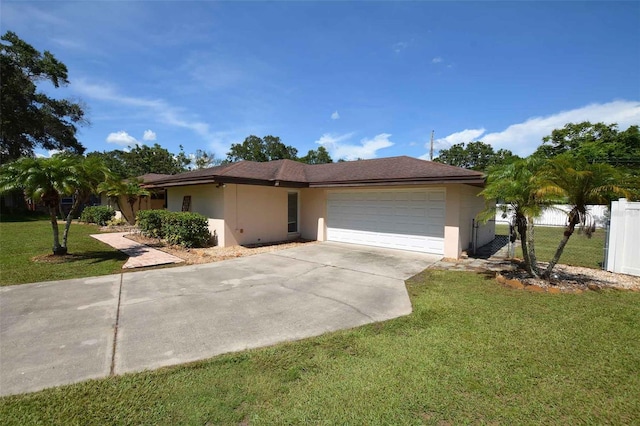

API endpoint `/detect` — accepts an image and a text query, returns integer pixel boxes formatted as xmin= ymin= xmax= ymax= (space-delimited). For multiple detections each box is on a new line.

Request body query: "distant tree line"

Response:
xmin=434 ymin=141 xmax=520 ymax=171
xmin=225 ymin=135 xmax=332 ymax=165
xmin=434 ymin=122 xmax=640 ymax=175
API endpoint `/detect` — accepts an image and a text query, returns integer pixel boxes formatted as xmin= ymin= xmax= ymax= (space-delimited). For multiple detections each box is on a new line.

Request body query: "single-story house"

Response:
xmin=146 ymin=156 xmax=495 ymax=259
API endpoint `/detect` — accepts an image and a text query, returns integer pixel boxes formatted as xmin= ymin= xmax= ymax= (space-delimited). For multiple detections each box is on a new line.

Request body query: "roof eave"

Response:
xmin=146 ymin=176 xmax=310 ymax=189
xmin=308 ymin=177 xmax=486 ymax=188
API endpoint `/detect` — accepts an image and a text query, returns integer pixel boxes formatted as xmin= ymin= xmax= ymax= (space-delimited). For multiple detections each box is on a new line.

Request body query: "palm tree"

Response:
xmin=0 ymin=156 xmax=79 ymax=255
xmin=98 ymin=178 xmax=150 ymax=225
xmin=479 ymin=157 xmax=555 ymax=278
xmin=60 ymin=155 xmax=110 ymax=248
xmin=537 ymin=154 xmax=630 ymax=278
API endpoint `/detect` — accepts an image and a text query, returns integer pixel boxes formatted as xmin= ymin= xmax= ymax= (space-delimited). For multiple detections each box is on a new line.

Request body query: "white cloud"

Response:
xmin=143 ymin=129 xmax=157 ymax=141
xmin=106 ymin=131 xmax=137 ymax=146
xmin=74 ymin=79 xmax=228 ymax=155
xmin=331 ymin=111 xmax=340 ymax=120
xmin=428 ymin=100 xmax=640 ymax=157
xmin=35 ymin=149 xmax=62 ymax=158
xmin=423 ymin=128 xmax=486 ymax=158
xmin=316 ymin=132 xmax=394 ymax=160
xmin=431 ymin=57 xmax=443 ymax=64
xmin=393 ymin=42 xmax=408 ymax=53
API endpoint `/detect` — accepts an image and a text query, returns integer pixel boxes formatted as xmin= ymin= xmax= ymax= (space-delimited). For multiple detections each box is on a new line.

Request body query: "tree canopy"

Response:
xmin=87 ymin=144 xmax=190 ymax=179
xmin=98 ymin=177 xmax=150 ymax=224
xmin=533 ymin=122 xmax=640 ymax=170
xmin=298 ymin=146 xmax=333 ymax=164
xmin=434 ymin=141 xmax=519 ymax=171
xmin=191 ymin=149 xmax=222 ymax=169
xmin=226 ymin=135 xmax=298 ymax=162
xmin=0 ymin=31 xmax=86 ymax=163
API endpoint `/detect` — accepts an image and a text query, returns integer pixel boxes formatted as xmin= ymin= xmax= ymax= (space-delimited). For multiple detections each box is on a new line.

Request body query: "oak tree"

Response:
xmin=0 ymin=31 xmax=86 ymax=162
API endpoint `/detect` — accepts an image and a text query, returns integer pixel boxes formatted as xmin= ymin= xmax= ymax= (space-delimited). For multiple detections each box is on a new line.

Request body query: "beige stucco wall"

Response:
xmin=167 ymin=184 xmax=224 ymax=244
xmin=163 ymin=181 xmax=493 ymax=258
xmin=460 ymin=185 xmax=495 ymax=251
xmin=444 ymin=184 xmax=495 ymax=257
xmin=222 ymin=184 xmax=294 ymax=246
xmin=458 ymin=185 xmax=475 ymax=253
xmin=167 ymin=183 xmax=300 ymax=247
xmin=443 ymin=185 xmax=461 ymax=258
xmin=300 ymin=188 xmax=327 ymax=241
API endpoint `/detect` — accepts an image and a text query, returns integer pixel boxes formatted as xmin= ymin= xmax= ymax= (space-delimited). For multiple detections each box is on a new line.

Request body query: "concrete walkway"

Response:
xmin=430 ymin=235 xmax=516 ymax=272
xmin=0 ymin=242 xmax=440 ymax=396
xmin=90 ymin=232 xmax=184 ymax=268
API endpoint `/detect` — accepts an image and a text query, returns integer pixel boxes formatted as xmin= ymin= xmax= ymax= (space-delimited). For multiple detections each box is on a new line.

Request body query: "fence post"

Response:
xmin=606 ymin=199 xmax=621 ymax=273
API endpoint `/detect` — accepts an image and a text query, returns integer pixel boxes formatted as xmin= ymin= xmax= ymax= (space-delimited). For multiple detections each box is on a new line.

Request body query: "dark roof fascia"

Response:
xmin=308 ymin=176 xmax=486 ymax=188
xmin=273 ymin=180 xmax=308 ymax=188
xmin=147 ymin=176 xmax=310 ymax=189
xmin=145 ymin=179 xmax=217 ymax=188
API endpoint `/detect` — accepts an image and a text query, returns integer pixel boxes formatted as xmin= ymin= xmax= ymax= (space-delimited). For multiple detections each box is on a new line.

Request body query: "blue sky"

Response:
xmin=3 ymin=1 xmax=639 ymax=161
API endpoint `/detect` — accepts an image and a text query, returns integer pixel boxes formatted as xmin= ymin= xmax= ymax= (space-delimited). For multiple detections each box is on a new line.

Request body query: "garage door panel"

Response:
xmin=429 ymin=192 xmax=445 ymax=202
xmin=327 ymin=190 xmax=445 ymax=255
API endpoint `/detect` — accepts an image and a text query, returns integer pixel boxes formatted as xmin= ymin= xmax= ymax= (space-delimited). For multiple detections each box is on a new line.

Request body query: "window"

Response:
xmin=288 ymin=192 xmax=298 ymax=233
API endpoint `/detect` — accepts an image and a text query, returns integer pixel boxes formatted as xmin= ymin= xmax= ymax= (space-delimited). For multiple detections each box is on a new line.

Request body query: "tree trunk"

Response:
xmin=128 ymin=200 xmax=136 ymax=225
xmin=49 ymin=206 xmax=67 ymax=255
xmin=516 ymin=215 xmax=540 ymax=278
xmin=542 ymin=210 xmax=580 ymax=279
xmin=526 ymin=219 xmax=540 ymax=277
xmin=112 ymin=196 xmax=132 ymax=225
xmin=62 ymin=193 xmax=85 ymax=251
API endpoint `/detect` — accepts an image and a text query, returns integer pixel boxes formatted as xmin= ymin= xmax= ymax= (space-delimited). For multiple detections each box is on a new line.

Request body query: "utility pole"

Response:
xmin=429 ymin=130 xmax=434 ymax=160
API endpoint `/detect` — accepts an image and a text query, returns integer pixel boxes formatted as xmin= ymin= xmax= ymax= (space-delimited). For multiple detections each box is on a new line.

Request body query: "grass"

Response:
xmin=0 ymin=217 xmax=127 ymax=285
xmin=495 ymin=224 xmax=606 ymax=269
xmin=1 ymin=270 xmax=638 ymax=425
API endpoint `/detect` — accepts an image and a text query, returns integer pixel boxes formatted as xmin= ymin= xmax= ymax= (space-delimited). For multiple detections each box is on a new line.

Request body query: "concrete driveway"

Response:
xmin=0 ymin=242 xmax=440 ymax=396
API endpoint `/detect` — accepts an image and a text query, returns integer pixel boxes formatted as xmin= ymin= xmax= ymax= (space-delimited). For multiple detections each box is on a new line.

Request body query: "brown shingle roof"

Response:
xmin=147 ymin=156 xmax=485 ymax=188
xmin=138 ymin=173 xmax=174 ymax=184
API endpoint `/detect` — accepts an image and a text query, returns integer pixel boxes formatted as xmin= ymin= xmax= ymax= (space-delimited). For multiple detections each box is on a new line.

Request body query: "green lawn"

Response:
xmin=2 ymin=270 xmax=638 ymax=425
xmin=495 ymin=224 xmax=606 ymax=269
xmin=0 ymin=218 xmax=127 ymax=285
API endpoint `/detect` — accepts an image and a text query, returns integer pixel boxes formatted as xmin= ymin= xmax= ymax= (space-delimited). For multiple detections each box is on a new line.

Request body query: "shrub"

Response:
xmin=106 ymin=217 xmax=128 ymax=227
xmin=137 ymin=209 xmax=170 ymax=238
xmin=80 ymin=206 xmax=115 ymax=226
xmin=137 ymin=210 xmax=211 ymax=248
xmin=163 ymin=212 xmax=211 ymax=248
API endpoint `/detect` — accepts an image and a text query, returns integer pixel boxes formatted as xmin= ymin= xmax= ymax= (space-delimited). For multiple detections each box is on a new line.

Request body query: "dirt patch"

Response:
xmin=497 ymin=262 xmax=640 ymax=292
xmin=124 ymin=233 xmax=317 ymax=264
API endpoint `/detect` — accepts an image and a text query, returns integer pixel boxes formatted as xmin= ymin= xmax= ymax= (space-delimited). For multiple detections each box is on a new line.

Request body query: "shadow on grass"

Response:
xmin=0 ymin=213 xmax=50 ymax=223
xmin=33 ymin=250 xmax=128 ymax=265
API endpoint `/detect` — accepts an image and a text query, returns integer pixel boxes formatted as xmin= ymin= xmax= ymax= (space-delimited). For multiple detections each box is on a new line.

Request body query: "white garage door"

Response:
xmin=327 ymin=189 xmax=445 ymax=254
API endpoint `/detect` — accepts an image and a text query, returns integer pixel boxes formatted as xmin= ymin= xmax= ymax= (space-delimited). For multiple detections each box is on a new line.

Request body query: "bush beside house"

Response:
xmin=137 ymin=210 xmax=211 ymax=248
xmin=80 ymin=206 xmax=116 ymax=226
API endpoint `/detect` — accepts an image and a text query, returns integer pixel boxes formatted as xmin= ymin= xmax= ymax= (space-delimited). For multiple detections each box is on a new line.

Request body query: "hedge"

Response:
xmin=136 ymin=209 xmax=170 ymax=238
xmin=136 ymin=210 xmax=211 ymax=248
xmin=80 ymin=206 xmax=115 ymax=226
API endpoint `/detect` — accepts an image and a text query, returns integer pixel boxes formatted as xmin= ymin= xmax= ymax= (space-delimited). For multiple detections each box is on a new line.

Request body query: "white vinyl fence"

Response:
xmin=606 ymin=199 xmax=640 ymax=277
xmin=495 ymin=204 xmax=609 ymax=228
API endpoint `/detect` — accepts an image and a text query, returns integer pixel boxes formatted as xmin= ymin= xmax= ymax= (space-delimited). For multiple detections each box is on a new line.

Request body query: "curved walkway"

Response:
xmin=90 ymin=232 xmax=184 ymax=268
